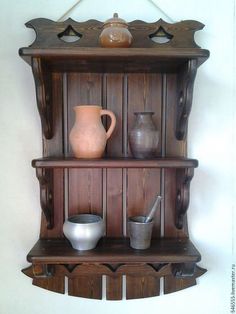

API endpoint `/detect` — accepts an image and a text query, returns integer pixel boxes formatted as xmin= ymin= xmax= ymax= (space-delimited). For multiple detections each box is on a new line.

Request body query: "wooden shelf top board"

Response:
xmin=27 ymin=237 xmax=201 ymax=264
xmin=32 ymin=157 xmax=198 ymax=169
xmin=19 ymin=47 xmax=209 ymax=72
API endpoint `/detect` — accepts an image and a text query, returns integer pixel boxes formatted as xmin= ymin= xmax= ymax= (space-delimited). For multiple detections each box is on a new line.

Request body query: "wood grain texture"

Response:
xmin=40 ymin=72 xmax=64 ymax=239
xmin=106 ymin=169 xmax=123 ymax=237
xmin=106 ymin=276 xmax=123 ymax=300
xmin=26 ymin=238 xmax=201 ymax=264
xmin=20 ymin=18 xmax=209 ymax=299
xmin=33 ymin=276 xmax=65 ymax=294
xmin=66 ymin=72 xmax=104 ymax=299
xmin=31 ymin=57 xmax=52 ymax=139
xmin=165 ymin=74 xmax=187 ymax=157
xmin=68 ymin=276 xmax=102 ymax=299
xmin=126 ymin=275 xmax=159 ymax=299
xmin=23 ymin=18 xmax=207 ymax=49
xmin=127 ymin=73 xmax=162 ymax=156
xmin=32 ymin=157 xmax=198 ymax=168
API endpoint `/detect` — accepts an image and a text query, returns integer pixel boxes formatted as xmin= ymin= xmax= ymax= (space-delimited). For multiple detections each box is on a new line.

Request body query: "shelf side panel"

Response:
xmin=41 ymin=72 xmax=64 ymax=238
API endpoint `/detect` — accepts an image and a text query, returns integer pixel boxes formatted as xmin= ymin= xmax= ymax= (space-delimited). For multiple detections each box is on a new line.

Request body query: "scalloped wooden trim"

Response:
xmin=22 ymin=262 xmax=206 ymax=299
xmin=24 ymin=18 xmax=205 ymax=49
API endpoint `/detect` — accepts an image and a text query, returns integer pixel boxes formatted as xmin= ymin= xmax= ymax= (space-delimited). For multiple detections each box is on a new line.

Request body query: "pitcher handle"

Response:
xmin=100 ymin=109 xmax=116 ymax=139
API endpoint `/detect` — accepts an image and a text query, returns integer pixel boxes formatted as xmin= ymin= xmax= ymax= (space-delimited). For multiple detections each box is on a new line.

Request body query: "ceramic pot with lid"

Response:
xmin=99 ymin=13 xmax=133 ymax=48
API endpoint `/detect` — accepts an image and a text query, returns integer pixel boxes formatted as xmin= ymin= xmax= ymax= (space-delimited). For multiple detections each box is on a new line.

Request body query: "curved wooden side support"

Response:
xmin=175 ymin=59 xmax=197 ymax=140
xmin=36 ymin=168 xmax=53 ymax=229
xmin=175 ymin=168 xmax=194 ymax=229
xmin=32 ymin=57 xmax=53 ymax=139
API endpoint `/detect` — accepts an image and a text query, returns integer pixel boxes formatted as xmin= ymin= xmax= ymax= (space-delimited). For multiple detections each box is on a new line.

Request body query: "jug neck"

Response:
xmin=74 ymin=105 xmax=101 ymax=122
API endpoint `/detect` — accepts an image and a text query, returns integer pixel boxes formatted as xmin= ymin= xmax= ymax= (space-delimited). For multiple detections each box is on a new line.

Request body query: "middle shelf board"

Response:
xmin=32 ymin=157 xmax=198 ymax=169
xmin=27 ymin=237 xmax=201 ymax=264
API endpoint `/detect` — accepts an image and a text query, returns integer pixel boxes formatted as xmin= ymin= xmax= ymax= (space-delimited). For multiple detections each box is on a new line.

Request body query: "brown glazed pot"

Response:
xmin=99 ymin=13 xmax=133 ymax=48
xmin=129 ymin=112 xmax=159 ymax=158
xmin=69 ymin=105 xmax=116 ymax=158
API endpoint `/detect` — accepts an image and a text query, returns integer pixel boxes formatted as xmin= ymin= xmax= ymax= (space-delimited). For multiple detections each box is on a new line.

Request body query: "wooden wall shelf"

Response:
xmin=20 ymin=17 xmax=209 ymax=300
xmin=26 ymin=238 xmax=201 ymax=264
xmin=32 ymin=157 xmax=198 ymax=169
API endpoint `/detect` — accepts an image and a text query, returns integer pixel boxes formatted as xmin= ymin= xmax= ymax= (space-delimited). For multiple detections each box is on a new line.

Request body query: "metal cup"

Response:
xmin=128 ymin=216 xmax=154 ymax=249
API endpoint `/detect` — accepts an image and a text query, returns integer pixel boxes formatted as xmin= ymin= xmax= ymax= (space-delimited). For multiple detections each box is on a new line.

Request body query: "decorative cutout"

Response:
xmin=175 ymin=59 xmax=198 ymax=140
xmin=22 ymin=262 xmax=206 ymax=299
xmin=175 ymin=168 xmax=194 ymax=229
xmin=58 ymin=25 xmax=82 ymax=43
xmin=149 ymin=26 xmax=173 ymax=44
xmin=32 ymin=58 xmax=53 ymax=139
xmin=36 ymin=168 xmax=53 ymax=229
xmin=24 ymin=18 xmax=206 ymax=48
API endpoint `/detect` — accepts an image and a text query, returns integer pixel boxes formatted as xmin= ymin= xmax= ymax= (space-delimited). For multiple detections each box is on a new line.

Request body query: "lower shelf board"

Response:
xmin=22 ymin=238 xmax=207 ymax=300
xmin=27 ymin=237 xmax=201 ymax=264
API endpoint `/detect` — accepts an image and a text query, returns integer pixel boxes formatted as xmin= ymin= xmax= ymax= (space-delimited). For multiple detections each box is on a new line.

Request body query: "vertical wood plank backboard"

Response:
xmin=125 ymin=73 xmax=162 ymax=298
xmin=105 ymin=74 xmax=124 ymax=238
xmin=66 ymin=73 xmax=103 ymax=299
xmin=105 ymin=74 xmax=124 ymax=299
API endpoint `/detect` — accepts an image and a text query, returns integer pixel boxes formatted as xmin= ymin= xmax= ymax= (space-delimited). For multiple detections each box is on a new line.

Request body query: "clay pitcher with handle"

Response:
xmin=69 ymin=105 xmax=116 ymax=158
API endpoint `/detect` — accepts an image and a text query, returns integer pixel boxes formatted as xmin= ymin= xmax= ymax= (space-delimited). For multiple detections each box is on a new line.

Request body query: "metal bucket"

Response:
xmin=128 ymin=216 xmax=154 ymax=249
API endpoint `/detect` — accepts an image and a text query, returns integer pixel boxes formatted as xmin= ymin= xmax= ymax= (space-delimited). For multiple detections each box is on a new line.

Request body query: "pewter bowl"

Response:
xmin=63 ymin=214 xmax=105 ymax=251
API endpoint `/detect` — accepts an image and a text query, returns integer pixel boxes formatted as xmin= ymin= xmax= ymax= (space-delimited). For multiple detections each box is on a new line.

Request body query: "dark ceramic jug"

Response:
xmin=129 ymin=112 xmax=159 ymax=158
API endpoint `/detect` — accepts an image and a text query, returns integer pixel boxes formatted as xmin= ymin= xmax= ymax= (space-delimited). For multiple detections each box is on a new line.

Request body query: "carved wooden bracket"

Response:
xmin=36 ymin=168 xmax=53 ymax=229
xmin=24 ymin=18 xmax=204 ymax=49
xmin=32 ymin=57 xmax=53 ymax=139
xmin=175 ymin=168 xmax=194 ymax=229
xmin=175 ymin=59 xmax=197 ymax=140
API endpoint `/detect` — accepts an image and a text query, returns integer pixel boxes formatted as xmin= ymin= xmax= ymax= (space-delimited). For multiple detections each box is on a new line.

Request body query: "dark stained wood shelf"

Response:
xmin=19 ymin=47 xmax=209 ymax=72
xmin=27 ymin=237 xmax=201 ymax=264
xmin=20 ymin=17 xmax=209 ymax=299
xmin=32 ymin=157 xmax=198 ymax=169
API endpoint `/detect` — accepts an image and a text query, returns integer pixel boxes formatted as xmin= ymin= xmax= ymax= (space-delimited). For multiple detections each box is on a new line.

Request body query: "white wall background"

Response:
xmin=0 ymin=0 xmax=235 ymax=313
